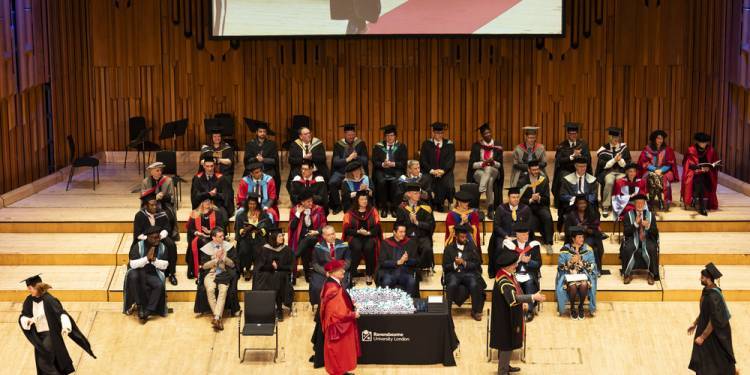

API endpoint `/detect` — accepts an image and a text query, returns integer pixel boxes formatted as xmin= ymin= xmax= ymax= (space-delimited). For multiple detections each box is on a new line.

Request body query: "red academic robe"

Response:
xmin=444 ymin=208 xmax=481 ymax=246
xmin=681 ymin=145 xmax=719 ymax=210
xmin=320 ymin=278 xmax=360 ymax=375
xmin=637 ymin=145 xmax=679 ymax=205
xmin=613 ymin=177 xmax=648 ymax=219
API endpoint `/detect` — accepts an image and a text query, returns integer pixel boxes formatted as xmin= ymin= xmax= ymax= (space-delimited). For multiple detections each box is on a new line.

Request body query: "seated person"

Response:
xmin=394 ymin=182 xmax=436 ymax=270
xmin=620 ymin=194 xmax=659 ymax=285
xmin=237 ymin=162 xmax=279 ymax=222
xmin=243 ymin=119 xmax=280 ymax=195
xmin=379 ymin=223 xmax=419 ymax=297
xmin=558 ymin=157 xmax=599 ymax=233
xmin=329 ymin=124 xmax=369 ymax=214
xmin=140 ymin=161 xmax=178 ymax=240
xmin=445 ymin=190 xmax=481 ymax=246
xmin=443 ymin=224 xmax=486 ymax=321
xmin=467 ymin=123 xmax=504 ymax=218
xmin=612 ymin=162 xmax=647 ymax=219
xmin=502 ymin=223 xmax=541 ymax=321
xmin=511 ymin=126 xmax=546 ymax=187
xmin=398 ymin=159 xmax=432 ymax=203
xmin=253 ymin=226 xmax=294 ymax=320
xmin=288 ymin=191 xmax=327 ymax=283
xmin=372 ymin=125 xmax=408 ymax=218
xmin=555 ymin=226 xmax=598 ymax=320
xmin=134 ymin=192 xmax=178 ymax=285
xmin=234 ymin=192 xmax=274 ymax=281
xmin=638 ymin=130 xmax=679 ymax=210
xmin=342 ymin=190 xmax=382 ymax=286
xmin=286 ymin=125 xmax=329 ymax=193
xmin=340 ymin=161 xmax=372 ymax=213
xmin=194 ymin=227 xmax=240 ymax=331
xmin=201 ymin=126 xmax=235 ymax=179
xmin=488 ymin=187 xmax=531 ymax=277
xmin=309 ymin=225 xmax=351 ymax=306
xmin=191 ymin=153 xmax=234 ymax=221
xmin=681 ymin=132 xmax=720 ymax=216
xmin=517 ymin=159 xmax=554 ymax=252
xmin=124 ymin=226 xmax=169 ymax=323
xmin=594 ymin=127 xmax=631 ymax=217
xmin=563 ymin=195 xmax=605 ymax=274
xmin=290 ymin=159 xmax=328 ymax=208
xmin=186 ymin=197 xmax=227 ymax=279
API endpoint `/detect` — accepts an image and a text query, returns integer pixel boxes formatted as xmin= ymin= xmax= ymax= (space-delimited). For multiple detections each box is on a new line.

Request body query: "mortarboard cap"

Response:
xmin=345 ymin=161 xmax=362 ymax=173
xmin=298 ymin=190 xmax=315 ymax=202
xmin=564 ymin=122 xmax=581 ymax=132
xmin=430 ymin=122 xmax=448 ymax=131
xmin=573 ymin=157 xmax=588 ymax=165
xmin=381 ymin=124 xmax=397 ymax=135
xmin=694 ymin=132 xmax=711 ymax=143
xmin=506 ymin=186 xmax=521 ymax=196
xmin=247 ymin=162 xmax=263 ymax=172
xmin=512 ymin=222 xmax=530 ymax=233
xmin=522 ymin=126 xmax=540 ymax=135
xmin=21 ymin=274 xmax=43 ymax=286
xmin=496 ymin=250 xmax=520 ymax=268
xmin=454 ymin=190 xmax=473 ymax=203
xmin=404 ymin=182 xmax=421 ymax=192
xmin=624 ymin=162 xmax=638 ymax=171
xmin=607 ymin=127 xmax=623 ymax=137
xmin=478 ymin=123 xmax=491 ymax=133
xmin=527 ymin=159 xmax=540 ymax=168
xmin=702 ymin=262 xmax=722 ymax=280
xmin=340 ymin=124 xmax=357 ymax=132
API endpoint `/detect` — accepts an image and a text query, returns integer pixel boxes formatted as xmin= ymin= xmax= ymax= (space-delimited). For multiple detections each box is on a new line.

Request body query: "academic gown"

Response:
xmin=488 ymin=204 xmax=531 ymax=277
xmin=234 ymin=212 xmax=274 ymax=273
xmin=594 ymin=143 xmax=631 ymax=184
xmin=517 ymin=174 xmax=554 ymax=244
xmin=319 ymin=277 xmax=361 ymax=375
xmin=689 ymin=287 xmax=736 ymax=375
xmin=511 ymin=143 xmax=547 ymax=188
xmin=243 ymin=138 xmax=280 ymax=195
xmin=444 ymin=207 xmax=481 ymax=246
xmin=200 ymin=142 xmax=235 ymax=179
xmin=620 ymin=209 xmax=659 ymax=278
xmin=19 ymin=293 xmax=96 ymax=375
xmin=394 ymin=203 xmax=436 ymax=269
xmin=140 ymin=175 xmax=178 ymax=237
xmin=555 ymin=244 xmax=598 ymax=315
xmin=372 ymin=141 xmax=408 ymax=208
xmin=186 ymin=209 xmax=227 ymax=278
xmin=193 ymin=244 xmax=241 ymax=316
xmin=612 ymin=177 xmax=648 ymax=219
xmin=442 ymin=241 xmax=486 ymax=308
xmin=559 ymin=173 xmax=599 ymax=211
xmin=290 ymin=175 xmax=329 ymax=207
xmin=340 ymin=176 xmax=372 ymax=212
xmin=377 ymin=237 xmax=419 ymax=296
xmin=637 ymin=144 xmax=679 ymax=206
xmin=502 ymin=239 xmax=542 ymax=293
xmin=190 ymin=172 xmax=234 ymax=218
xmin=553 ymin=139 xmax=592 ymax=208
xmin=564 ymin=208 xmax=605 ymax=271
xmin=310 ymin=240 xmax=351 ymax=305
xmin=252 ymin=244 xmax=295 ymax=308
xmin=681 ymin=144 xmax=719 ymax=210
xmin=133 ymin=209 xmax=177 ymax=276
xmin=236 ymin=173 xmax=279 ymax=221
xmin=331 ymin=138 xmax=369 ymax=176
xmin=419 ymin=139 xmax=456 ymax=205
xmin=123 ymin=240 xmax=169 ymax=315
xmin=489 ymin=270 xmax=525 ymax=351
xmin=397 ymin=173 xmax=432 ymax=203
xmin=467 ymin=140 xmax=504 ymax=208
xmin=287 ymin=138 xmax=329 ymax=192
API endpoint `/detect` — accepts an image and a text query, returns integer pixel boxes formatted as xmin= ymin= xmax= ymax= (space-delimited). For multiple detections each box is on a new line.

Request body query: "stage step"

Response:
xmin=3 ymin=264 xmax=749 ymax=303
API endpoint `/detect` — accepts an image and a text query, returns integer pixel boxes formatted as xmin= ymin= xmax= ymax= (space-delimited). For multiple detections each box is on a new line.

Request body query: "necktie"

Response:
xmin=329 ymin=243 xmax=335 ymax=257
xmin=254 ymin=181 xmax=261 ymax=196
xmin=304 ymin=144 xmax=310 ymax=154
xmin=482 ymin=144 xmax=492 ymax=161
xmin=435 ymin=143 xmax=441 ymax=164
xmin=512 ymin=207 xmax=517 ymax=221
xmin=387 ymin=145 xmax=393 ymax=161
xmin=578 ymin=177 xmax=583 ymax=193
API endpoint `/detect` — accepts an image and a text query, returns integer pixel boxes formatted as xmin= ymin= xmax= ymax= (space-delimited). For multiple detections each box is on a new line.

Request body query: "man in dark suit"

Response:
xmin=443 ymin=224 xmax=486 ymax=321
xmin=517 ymin=160 xmax=554 ymax=253
xmin=488 ymin=187 xmax=531 ymax=277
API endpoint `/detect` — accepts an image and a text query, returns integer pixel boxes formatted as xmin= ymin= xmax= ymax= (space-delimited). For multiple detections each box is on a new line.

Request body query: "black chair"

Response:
xmin=66 ymin=135 xmax=100 ymax=191
xmin=459 ymin=183 xmax=486 ymax=245
xmin=238 ymin=290 xmax=278 ymax=363
xmin=125 ymin=116 xmax=161 ymax=172
xmin=155 ymin=150 xmax=184 ymax=209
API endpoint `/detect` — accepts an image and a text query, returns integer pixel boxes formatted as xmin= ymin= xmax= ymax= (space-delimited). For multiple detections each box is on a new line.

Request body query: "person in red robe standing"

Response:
xmin=681 ymin=132 xmax=720 ymax=216
xmin=320 ymin=259 xmax=361 ymax=375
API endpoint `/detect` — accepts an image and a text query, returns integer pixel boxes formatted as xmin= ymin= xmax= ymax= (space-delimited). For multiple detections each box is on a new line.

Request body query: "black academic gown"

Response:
xmin=394 ymin=203 xmax=436 ymax=269
xmin=372 ymin=141 xmax=408 ymax=209
xmin=488 ymin=204 xmax=531 ymax=277
xmin=419 ymin=139 xmax=456 ymax=205
xmin=193 ymin=246 xmax=241 ymax=316
xmin=132 ymin=209 xmax=178 ymax=276
xmin=253 ymin=244 xmax=295 ymax=309
xmin=190 ymin=172 xmax=234 ymax=217
xmin=468 ymin=140 xmax=504 ymax=208
xmin=331 ymin=138 xmax=369 ymax=176
xmin=594 ymin=143 xmax=631 ymax=184
xmin=553 ymin=139 xmax=592 ymax=209
xmin=123 ymin=241 xmax=169 ymax=316
xmin=287 ymin=138 xmax=328 ymax=192
xmin=201 ymin=142 xmax=235 ymax=179
xmin=290 ymin=176 xmax=329 ymax=207
xmin=620 ymin=210 xmax=659 ymax=278
xmin=489 ymin=272 xmax=525 ymax=351
xmin=442 ymin=242 xmax=486 ymax=309
xmin=689 ymin=287 xmax=736 ymax=375
xmin=19 ymin=294 xmax=96 ymax=375
xmin=243 ymin=137 xmax=281 ymax=195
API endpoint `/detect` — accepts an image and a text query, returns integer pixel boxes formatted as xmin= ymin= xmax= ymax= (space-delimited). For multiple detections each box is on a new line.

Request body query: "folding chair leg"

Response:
xmin=274 ymin=328 xmax=279 ymax=362
xmin=92 ymin=167 xmax=96 ymax=191
xmin=124 ymin=149 xmax=128 ymax=168
xmin=66 ymin=167 xmax=75 ymax=191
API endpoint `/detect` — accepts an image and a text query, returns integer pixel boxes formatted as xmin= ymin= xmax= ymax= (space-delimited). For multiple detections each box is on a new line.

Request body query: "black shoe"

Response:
xmin=570 ymin=308 xmax=578 ymax=320
xmin=525 ymin=311 xmax=534 ymax=322
xmin=578 ymin=306 xmax=585 ymax=320
xmin=291 ymin=276 xmax=297 ymax=286
xmin=276 ymin=309 xmax=284 ymax=322
xmin=380 ymin=209 xmax=388 ymax=218
xmin=509 ymin=366 xmax=521 ymax=372
xmin=169 ymin=274 xmax=178 ymax=286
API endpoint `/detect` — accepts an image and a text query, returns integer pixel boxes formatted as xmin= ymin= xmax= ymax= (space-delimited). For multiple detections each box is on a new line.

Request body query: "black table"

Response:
xmin=357 ymin=304 xmax=459 ymax=366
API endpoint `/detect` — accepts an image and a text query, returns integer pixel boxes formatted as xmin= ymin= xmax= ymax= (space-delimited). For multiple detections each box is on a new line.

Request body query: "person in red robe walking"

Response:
xmin=320 ymin=259 xmax=361 ymax=375
xmin=681 ymin=132 xmax=720 ymax=216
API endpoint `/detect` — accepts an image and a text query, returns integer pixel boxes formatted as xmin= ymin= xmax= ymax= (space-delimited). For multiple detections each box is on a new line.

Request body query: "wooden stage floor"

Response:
xmin=2 ymin=301 xmax=747 ymax=374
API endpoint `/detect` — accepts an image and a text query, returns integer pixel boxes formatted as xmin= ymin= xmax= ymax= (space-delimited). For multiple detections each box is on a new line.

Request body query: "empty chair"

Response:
xmin=238 ymin=290 xmax=279 ymax=363
xmin=125 ymin=116 xmax=161 ymax=170
xmin=66 ymin=135 xmax=100 ymax=191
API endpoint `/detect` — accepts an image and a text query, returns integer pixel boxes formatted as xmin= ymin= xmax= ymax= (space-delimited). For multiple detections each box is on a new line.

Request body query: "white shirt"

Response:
xmin=20 ymin=299 xmax=71 ymax=334
xmin=454 ymin=243 xmax=465 ymax=271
